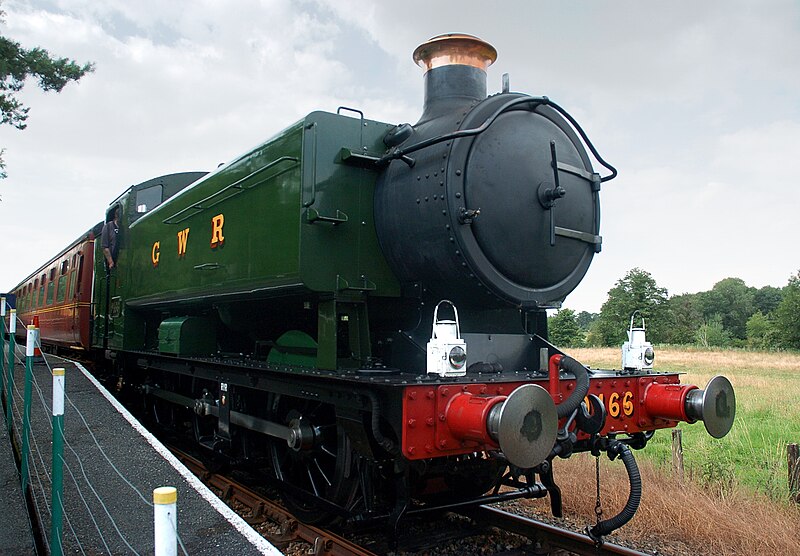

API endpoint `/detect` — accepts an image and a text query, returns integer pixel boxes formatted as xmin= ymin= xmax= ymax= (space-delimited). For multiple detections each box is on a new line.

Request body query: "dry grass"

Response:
xmin=568 ymin=346 xmax=800 ymax=374
xmin=523 ymin=454 xmax=800 ymax=555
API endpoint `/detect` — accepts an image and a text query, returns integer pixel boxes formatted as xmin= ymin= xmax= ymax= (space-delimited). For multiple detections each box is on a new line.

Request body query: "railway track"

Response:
xmin=460 ymin=506 xmax=652 ymax=556
xmin=169 ymin=445 xmax=653 ymax=556
xmin=170 ymin=446 xmax=375 ymax=556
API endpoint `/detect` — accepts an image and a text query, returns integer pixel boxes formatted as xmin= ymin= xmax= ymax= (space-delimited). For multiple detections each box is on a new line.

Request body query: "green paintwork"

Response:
xmin=93 ymin=110 xmax=401 ymax=357
xmin=158 ymin=316 xmax=216 ymax=356
xmin=267 ymin=330 xmax=318 ymax=368
xmin=91 ymin=173 xmax=208 ymax=351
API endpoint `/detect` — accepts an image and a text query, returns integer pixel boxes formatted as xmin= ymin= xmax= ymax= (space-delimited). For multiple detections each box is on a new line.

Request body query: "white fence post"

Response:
xmin=153 ymin=486 xmax=178 ymax=556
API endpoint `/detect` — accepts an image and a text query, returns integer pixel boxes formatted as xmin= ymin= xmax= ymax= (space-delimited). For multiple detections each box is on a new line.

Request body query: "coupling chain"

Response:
xmin=594 ymin=454 xmax=603 ymax=523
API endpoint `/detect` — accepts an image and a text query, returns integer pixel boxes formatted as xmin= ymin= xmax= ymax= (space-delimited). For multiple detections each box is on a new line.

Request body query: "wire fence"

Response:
xmin=1 ymin=312 xmax=189 ymax=555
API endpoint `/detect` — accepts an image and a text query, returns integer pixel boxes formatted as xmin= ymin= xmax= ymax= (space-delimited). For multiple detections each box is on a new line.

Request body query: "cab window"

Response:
xmin=135 ymin=184 xmax=163 ymax=214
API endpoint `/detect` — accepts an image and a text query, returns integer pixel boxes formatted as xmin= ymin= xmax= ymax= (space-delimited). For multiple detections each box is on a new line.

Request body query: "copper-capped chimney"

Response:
xmin=412 ymin=34 xmax=497 ymax=123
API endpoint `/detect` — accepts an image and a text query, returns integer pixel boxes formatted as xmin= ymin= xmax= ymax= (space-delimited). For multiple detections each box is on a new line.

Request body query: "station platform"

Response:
xmin=0 ymin=415 xmax=36 ymax=554
xmin=4 ymin=354 xmax=280 ymax=555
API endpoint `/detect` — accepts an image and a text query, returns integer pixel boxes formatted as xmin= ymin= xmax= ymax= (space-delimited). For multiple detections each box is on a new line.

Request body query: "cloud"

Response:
xmin=1 ymin=0 xmax=798 ymax=317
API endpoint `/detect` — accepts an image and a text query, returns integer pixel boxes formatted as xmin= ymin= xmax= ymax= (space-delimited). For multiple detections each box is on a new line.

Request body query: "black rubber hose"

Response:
xmin=556 ymin=356 xmax=590 ymax=419
xmin=366 ymin=391 xmax=399 ymax=455
xmin=589 ymin=442 xmax=642 ymax=540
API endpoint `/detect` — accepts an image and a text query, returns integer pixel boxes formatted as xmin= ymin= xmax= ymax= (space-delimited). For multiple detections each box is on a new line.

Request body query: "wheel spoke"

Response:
xmin=306 ymin=466 xmax=321 ymax=496
xmin=313 ymin=457 xmax=332 ymax=487
xmin=269 ymin=394 xmax=360 ymax=524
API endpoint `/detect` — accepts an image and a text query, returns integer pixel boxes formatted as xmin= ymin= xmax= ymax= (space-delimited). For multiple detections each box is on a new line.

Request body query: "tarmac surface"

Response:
xmin=0 ymin=413 xmax=37 ymax=555
xmin=3 ymin=350 xmax=280 ymax=555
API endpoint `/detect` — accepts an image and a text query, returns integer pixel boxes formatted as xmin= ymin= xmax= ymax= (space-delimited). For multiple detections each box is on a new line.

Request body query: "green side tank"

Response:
xmin=95 ymin=111 xmax=400 ymax=363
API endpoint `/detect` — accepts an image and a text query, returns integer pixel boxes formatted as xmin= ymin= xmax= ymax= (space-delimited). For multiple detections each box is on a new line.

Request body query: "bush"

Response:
xmin=695 ymin=315 xmax=731 ymax=348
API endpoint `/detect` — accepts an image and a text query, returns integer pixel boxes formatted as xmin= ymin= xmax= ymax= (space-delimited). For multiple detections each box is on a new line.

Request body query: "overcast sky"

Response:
xmin=1 ymin=0 xmax=798 ymax=313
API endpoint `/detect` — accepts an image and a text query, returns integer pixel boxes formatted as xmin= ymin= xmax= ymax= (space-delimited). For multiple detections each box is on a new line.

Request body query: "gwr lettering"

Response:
xmin=177 ymin=228 xmax=190 ymax=257
xmin=210 ymin=214 xmax=224 ymax=248
xmin=152 ymin=242 xmax=160 ymax=266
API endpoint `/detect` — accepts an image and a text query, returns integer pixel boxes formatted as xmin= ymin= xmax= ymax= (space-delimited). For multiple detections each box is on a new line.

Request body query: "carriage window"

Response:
xmin=38 ymin=275 xmax=46 ymax=307
xmin=61 ymin=260 xmax=69 ymax=275
xmin=46 ymin=281 xmax=55 ymax=305
xmin=136 ymin=184 xmax=163 ymax=213
xmin=76 ymin=255 xmax=84 ymax=293
xmin=68 ymin=270 xmax=77 ymax=299
xmin=57 ymin=275 xmax=67 ymax=302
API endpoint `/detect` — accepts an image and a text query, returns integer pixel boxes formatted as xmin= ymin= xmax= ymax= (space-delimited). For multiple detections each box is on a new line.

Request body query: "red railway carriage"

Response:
xmin=12 ymin=222 xmax=102 ymax=351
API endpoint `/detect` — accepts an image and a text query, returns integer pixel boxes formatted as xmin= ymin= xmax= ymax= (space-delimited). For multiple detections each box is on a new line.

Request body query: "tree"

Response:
xmin=548 ymin=309 xmax=584 ymax=347
xmin=698 ymin=278 xmax=755 ymax=340
xmin=746 ymin=311 xmax=777 ymax=349
xmin=0 ymin=6 xmax=93 ymax=177
xmin=753 ymin=285 xmax=783 ymax=315
xmin=594 ymin=268 xmax=669 ymax=346
xmin=665 ymin=292 xmax=703 ymax=345
xmin=695 ymin=315 xmax=731 ymax=348
xmin=585 ymin=320 xmax=604 ymax=347
xmin=775 ymin=270 xmax=800 ymax=349
xmin=575 ymin=311 xmax=598 ymax=331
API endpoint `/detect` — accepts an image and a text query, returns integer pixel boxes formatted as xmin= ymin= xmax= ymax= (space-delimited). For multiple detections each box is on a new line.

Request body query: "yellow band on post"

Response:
xmin=53 ymin=368 xmax=65 ymax=376
xmin=27 ymin=325 xmax=36 ymax=330
xmin=153 ymin=486 xmax=177 ymax=505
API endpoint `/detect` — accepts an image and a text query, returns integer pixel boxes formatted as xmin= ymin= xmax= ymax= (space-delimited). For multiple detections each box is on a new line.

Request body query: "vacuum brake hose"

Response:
xmin=366 ymin=391 xmax=399 ymax=455
xmin=556 ymin=356 xmax=591 ymax=419
xmin=589 ymin=441 xmax=642 ymax=540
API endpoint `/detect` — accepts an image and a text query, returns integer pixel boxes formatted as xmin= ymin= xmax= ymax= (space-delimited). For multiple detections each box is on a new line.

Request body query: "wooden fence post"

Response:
xmin=672 ymin=429 xmax=684 ymax=483
xmin=789 ymin=443 xmax=800 ymax=503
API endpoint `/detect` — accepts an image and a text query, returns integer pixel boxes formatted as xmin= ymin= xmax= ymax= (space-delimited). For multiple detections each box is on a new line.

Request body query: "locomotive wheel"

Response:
xmin=268 ymin=394 xmax=359 ymax=524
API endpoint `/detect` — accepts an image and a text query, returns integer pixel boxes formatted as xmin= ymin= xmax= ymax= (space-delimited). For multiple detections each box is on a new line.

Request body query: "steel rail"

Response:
xmin=169 ymin=446 xmax=377 ymax=556
xmin=462 ymin=505 xmax=653 ymax=556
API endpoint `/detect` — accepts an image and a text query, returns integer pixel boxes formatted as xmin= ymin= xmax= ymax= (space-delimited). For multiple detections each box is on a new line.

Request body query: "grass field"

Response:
xmin=568 ymin=347 xmax=800 ymax=500
xmin=521 ymin=347 xmax=800 ymax=554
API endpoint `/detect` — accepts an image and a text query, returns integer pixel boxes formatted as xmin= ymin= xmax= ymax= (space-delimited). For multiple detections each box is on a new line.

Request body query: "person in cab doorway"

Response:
xmin=102 ymin=206 xmax=120 ymax=272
